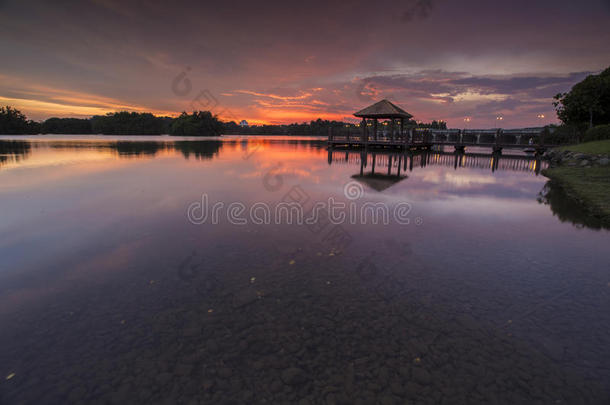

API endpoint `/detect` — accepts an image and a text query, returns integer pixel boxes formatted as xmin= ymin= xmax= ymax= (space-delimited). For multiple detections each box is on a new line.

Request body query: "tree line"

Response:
xmin=552 ymin=66 xmax=610 ymax=143
xmin=0 ymin=108 xmax=445 ymax=137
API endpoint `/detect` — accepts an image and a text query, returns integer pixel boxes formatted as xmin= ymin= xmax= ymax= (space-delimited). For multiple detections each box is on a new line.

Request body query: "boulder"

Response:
xmin=281 ymin=367 xmax=308 ymax=385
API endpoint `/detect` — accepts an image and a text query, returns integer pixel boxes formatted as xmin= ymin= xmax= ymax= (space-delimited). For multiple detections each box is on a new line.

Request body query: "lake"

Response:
xmin=1 ymin=136 xmax=609 ymax=404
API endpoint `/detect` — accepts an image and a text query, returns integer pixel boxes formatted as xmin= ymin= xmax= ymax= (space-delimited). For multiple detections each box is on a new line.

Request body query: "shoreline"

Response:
xmin=542 ymin=143 xmax=610 ymax=227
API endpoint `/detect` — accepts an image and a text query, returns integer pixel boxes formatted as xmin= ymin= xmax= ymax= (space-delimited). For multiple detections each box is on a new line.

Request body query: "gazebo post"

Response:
xmin=373 ymin=119 xmax=378 ymax=141
xmin=361 ymin=118 xmax=366 ymax=144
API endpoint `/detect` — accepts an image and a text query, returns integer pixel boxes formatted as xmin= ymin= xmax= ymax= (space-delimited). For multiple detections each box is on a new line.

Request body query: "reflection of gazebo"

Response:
xmin=352 ymin=151 xmax=407 ymax=192
xmin=354 ymin=99 xmax=413 ymax=141
xmin=352 ymin=173 xmax=406 ymax=192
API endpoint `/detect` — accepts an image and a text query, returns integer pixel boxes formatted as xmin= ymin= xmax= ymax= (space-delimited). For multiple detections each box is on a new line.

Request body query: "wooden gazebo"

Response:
xmin=354 ymin=99 xmax=413 ymax=142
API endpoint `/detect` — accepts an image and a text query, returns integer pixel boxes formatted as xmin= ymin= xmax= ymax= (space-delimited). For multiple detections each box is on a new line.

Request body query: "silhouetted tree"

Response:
xmin=91 ymin=111 xmax=167 ymax=135
xmin=554 ymin=66 xmax=610 ymax=130
xmin=0 ymin=106 xmax=40 ymax=134
xmin=169 ymin=111 xmax=223 ymax=136
xmin=42 ymin=118 xmax=92 ymax=134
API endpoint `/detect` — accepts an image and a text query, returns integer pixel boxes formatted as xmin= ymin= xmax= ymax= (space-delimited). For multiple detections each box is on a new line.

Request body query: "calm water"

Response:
xmin=1 ymin=136 xmax=609 ymax=404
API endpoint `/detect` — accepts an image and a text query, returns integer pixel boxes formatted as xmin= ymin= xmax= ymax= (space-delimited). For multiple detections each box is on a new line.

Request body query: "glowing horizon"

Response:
xmin=1 ymin=0 xmax=609 ymax=128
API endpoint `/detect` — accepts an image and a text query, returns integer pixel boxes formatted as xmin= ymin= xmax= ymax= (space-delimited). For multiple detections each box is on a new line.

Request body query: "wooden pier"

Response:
xmin=331 ymin=99 xmax=553 ymax=155
xmin=328 ymin=127 xmax=551 ymax=154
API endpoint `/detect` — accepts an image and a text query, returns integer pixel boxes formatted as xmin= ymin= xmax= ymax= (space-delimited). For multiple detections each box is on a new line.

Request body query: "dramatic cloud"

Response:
xmin=1 ymin=0 xmax=609 ymax=127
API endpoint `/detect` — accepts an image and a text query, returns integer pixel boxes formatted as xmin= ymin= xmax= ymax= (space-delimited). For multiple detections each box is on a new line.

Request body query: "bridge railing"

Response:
xmin=329 ymin=127 xmax=549 ymax=147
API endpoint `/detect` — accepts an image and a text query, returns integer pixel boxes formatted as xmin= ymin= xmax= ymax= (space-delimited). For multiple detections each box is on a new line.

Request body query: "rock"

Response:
xmin=270 ymin=379 xmax=283 ymax=393
xmin=412 ymin=367 xmax=432 ymax=385
xmin=155 ymin=372 xmax=172 ymax=386
xmin=580 ymin=160 xmax=590 ymax=167
xmin=232 ymin=288 xmax=259 ymax=308
xmin=378 ymin=366 xmax=389 ymax=381
xmin=380 ymin=395 xmax=395 ymax=405
xmin=202 ymin=379 xmax=215 ymax=391
xmin=218 ymin=367 xmax=233 ymax=379
xmin=598 ymin=157 xmax=609 ymax=166
xmin=68 ymin=386 xmax=87 ymax=401
xmin=390 ymin=381 xmax=405 ymax=395
xmin=281 ymin=367 xmax=308 ymax=385
xmin=405 ymin=381 xmax=423 ymax=398
xmin=174 ymin=363 xmax=193 ymax=376
xmin=181 ymin=328 xmax=199 ymax=337
xmin=242 ymin=390 xmax=253 ymax=401
xmin=206 ymin=339 xmax=219 ymax=353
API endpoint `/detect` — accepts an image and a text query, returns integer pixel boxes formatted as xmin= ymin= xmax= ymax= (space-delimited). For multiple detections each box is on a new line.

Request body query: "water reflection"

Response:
xmin=0 ymin=140 xmax=31 ymax=168
xmin=0 ymin=137 xmax=608 ymax=404
xmin=174 ymin=140 xmax=223 ymax=160
xmin=538 ymin=181 xmax=609 ymax=230
xmin=328 ymin=148 xmax=545 ymax=175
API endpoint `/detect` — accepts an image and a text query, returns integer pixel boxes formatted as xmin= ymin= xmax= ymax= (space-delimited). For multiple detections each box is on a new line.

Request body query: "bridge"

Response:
xmin=328 ymin=127 xmax=552 ymax=154
xmin=332 ymin=99 xmax=554 ymax=154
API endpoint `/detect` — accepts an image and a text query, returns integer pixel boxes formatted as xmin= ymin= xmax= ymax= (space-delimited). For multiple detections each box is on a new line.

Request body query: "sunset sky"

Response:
xmin=1 ymin=0 xmax=610 ymax=128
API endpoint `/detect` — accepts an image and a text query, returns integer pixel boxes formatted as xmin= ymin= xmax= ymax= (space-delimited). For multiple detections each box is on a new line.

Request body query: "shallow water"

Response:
xmin=1 ymin=136 xmax=609 ymax=404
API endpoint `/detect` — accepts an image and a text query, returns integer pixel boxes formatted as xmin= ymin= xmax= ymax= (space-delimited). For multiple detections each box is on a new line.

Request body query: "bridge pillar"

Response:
xmin=476 ymin=134 xmax=481 ymax=144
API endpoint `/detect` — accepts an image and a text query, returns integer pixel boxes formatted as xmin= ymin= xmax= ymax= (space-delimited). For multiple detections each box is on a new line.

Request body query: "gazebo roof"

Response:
xmin=354 ymin=99 xmax=413 ymax=119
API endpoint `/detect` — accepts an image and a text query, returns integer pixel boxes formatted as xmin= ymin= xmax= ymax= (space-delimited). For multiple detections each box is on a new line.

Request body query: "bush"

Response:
xmin=584 ymin=124 xmax=610 ymax=142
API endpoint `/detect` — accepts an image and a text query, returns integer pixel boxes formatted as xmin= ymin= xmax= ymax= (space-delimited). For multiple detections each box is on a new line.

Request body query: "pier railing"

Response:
xmin=328 ymin=127 xmax=552 ymax=152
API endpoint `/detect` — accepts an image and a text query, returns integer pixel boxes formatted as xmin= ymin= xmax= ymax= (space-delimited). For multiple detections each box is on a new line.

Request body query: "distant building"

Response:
xmin=239 ymin=120 xmax=249 ymax=127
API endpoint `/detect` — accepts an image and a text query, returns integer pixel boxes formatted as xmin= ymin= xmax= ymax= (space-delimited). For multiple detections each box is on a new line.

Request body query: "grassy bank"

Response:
xmin=543 ymin=140 xmax=610 ymax=225
xmin=558 ymin=139 xmax=610 ymax=155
